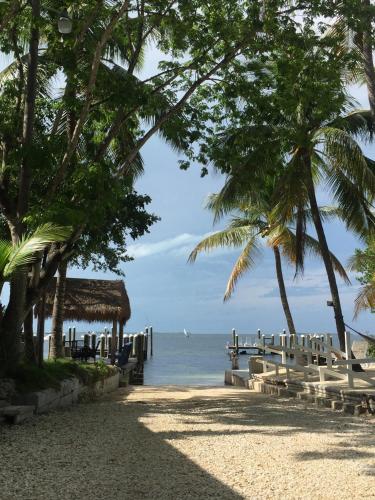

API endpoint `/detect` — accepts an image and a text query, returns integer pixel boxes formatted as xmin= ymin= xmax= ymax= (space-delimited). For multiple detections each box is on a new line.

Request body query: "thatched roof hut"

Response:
xmin=35 ymin=277 xmax=131 ymax=324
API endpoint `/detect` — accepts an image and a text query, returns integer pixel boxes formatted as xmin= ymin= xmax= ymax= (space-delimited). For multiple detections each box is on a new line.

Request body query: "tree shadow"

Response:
xmin=122 ymin=385 xmax=375 ymax=451
xmin=0 ymin=390 xmax=244 ymax=500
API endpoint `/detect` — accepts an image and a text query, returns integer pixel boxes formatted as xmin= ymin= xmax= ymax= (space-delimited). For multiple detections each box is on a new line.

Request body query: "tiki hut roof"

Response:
xmin=36 ymin=278 xmax=131 ymax=323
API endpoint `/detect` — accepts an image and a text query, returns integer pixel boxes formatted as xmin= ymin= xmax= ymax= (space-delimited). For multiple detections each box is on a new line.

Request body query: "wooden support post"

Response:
xmin=326 ymin=336 xmax=332 ymax=369
xmin=111 ymin=320 xmax=117 ymax=364
xmin=138 ymin=334 xmax=145 ymax=363
xmin=307 ymin=337 xmax=312 ymax=366
xmin=281 ymin=335 xmax=286 ymax=364
xmin=257 ymin=329 xmax=261 ymax=341
xmin=83 ymin=334 xmax=90 ymax=347
xmin=119 ymin=321 xmax=124 ymax=351
xmin=345 ymin=330 xmax=354 ymax=388
xmin=144 ymin=328 xmax=148 ymax=361
xmin=73 ymin=327 xmax=76 ymax=344
xmin=100 ymin=335 xmax=105 ymax=358
xmin=301 ymin=335 xmax=305 ymax=348
xmin=235 ymin=334 xmax=239 ymax=354
xmin=107 ymin=336 xmax=112 ymax=357
xmin=91 ymin=333 xmax=96 ymax=351
xmin=150 ymin=326 xmax=153 ymax=356
xmin=48 ymin=335 xmax=51 ymax=358
xmin=68 ymin=327 xmax=72 ymax=346
xmin=132 ymin=334 xmax=138 ymax=357
xmin=271 ymin=334 xmax=274 ymax=346
xmin=232 ymin=328 xmax=236 ymax=347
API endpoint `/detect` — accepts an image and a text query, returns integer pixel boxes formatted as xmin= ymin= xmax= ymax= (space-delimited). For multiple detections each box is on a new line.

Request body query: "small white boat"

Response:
xmin=183 ymin=328 xmax=190 ymax=338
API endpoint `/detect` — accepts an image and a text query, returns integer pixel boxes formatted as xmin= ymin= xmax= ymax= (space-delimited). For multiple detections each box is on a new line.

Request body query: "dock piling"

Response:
xmin=100 ymin=335 xmax=105 ymax=358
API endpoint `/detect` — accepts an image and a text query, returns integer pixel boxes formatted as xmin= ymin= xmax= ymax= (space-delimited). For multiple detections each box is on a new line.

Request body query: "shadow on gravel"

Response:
xmin=0 ymin=391 xmax=244 ymax=500
xmin=122 ymin=386 xmax=375 ymax=454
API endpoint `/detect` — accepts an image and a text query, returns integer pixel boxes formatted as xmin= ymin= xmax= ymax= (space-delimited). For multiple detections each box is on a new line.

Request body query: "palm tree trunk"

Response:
xmin=0 ymin=274 xmax=26 ymax=375
xmin=304 ymin=154 xmax=346 ymax=351
xmin=23 ymin=308 xmax=36 ymax=365
xmin=273 ymin=245 xmax=297 ymax=335
xmin=50 ymin=260 xmax=68 ymax=359
xmin=37 ymin=292 xmax=46 ymax=368
xmin=361 ymin=0 xmax=375 ymax=123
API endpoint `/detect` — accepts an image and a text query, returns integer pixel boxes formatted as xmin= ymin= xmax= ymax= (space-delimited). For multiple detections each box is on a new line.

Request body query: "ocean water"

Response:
xmin=143 ymin=332 xmax=251 ymax=386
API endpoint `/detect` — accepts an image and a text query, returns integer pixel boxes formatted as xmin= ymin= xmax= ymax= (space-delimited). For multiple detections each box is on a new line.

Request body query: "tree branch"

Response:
xmin=118 ymin=45 xmax=243 ymax=174
xmin=48 ymin=0 xmax=130 ymax=197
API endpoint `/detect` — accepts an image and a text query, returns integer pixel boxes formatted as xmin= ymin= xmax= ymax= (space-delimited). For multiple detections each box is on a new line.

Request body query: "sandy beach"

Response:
xmin=0 ymin=385 xmax=374 ymax=499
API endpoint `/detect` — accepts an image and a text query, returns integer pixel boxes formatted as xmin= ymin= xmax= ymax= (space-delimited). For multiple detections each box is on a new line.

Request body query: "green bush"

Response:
xmin=8 ymin=359 xmax=117 ymax=393
xmin=368 ymin=344 xmax=375 ymax=358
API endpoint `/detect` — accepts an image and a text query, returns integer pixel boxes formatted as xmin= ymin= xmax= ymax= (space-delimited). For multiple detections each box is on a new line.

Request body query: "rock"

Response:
xmin=0 ymin=405 xmax=34 ymax=424
xmin=0 ymin=379 xmax=16 ymax=400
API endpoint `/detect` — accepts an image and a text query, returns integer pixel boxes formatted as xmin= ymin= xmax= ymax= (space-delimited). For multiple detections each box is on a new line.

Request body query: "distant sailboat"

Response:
xmin=183 ymin=328 xmax=190 ymax=338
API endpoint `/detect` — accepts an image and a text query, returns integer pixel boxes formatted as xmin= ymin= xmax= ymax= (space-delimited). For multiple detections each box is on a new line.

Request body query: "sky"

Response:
xmin=1 ymin=47 xmax=375 ymax=337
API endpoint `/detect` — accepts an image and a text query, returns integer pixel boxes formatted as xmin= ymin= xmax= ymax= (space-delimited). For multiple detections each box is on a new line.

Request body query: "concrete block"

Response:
xmin=0 ymin=405 xmax=34 ymax=424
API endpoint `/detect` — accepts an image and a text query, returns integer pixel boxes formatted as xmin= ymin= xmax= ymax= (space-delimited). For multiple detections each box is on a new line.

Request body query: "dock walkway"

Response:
xmin=0 ymin=385 xmax=374 ymax=499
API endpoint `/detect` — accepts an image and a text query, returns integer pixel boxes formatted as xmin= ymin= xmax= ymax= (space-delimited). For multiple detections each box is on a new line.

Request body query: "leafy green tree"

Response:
xmin=0 ymin=0 xmax=261 ymax=370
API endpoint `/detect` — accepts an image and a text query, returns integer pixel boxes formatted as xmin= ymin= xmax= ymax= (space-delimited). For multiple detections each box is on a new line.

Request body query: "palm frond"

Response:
xmin=303 ymin=233 xmax=351 ymax=284
xmin=188 ymin=226 xmax=252 ymax=263
xmin=354 ymin=282 xmax=375 ymax=318
xmin=3 ymin=224 xmax=72 ymax=278
xmin=224 ymin=237 xmax=261 ymax=301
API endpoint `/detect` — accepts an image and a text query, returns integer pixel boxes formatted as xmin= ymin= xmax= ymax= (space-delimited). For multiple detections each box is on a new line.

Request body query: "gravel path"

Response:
xmin=0 ymin=385 xmax=374 ymax=499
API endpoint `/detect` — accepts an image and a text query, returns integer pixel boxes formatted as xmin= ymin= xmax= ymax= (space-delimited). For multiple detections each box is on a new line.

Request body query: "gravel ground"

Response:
xmin=0 ymin=385 xmax=374 ymax=500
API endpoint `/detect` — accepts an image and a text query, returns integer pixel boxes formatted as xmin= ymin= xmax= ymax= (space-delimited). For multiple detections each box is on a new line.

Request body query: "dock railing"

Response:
xmin=254 ymin=331 xmax=375 ymax=389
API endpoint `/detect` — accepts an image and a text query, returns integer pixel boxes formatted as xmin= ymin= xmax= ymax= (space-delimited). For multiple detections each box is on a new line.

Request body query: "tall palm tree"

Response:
xmin=212 ymin=104 xmax=374 ymax=351
xmin=276 ymin=108 xmax=375 ymax=351
xmin=189 ymin=200 xmax=349 ymax=334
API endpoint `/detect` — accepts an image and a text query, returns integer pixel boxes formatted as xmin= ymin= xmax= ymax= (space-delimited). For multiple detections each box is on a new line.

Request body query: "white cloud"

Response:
xmin=127 ymin=231 xmax=267 ymax=260
xmin=127 ymin=233 xmax=210 ymax=259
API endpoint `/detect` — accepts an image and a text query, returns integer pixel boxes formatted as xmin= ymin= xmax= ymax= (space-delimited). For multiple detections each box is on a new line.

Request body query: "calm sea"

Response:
xmin=143 ymin=332 xmax=254 ymax=386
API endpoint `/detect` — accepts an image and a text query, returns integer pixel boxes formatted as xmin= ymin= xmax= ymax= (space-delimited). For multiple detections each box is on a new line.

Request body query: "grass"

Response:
xmin=7 ymin=359 xmax=117 ymax=393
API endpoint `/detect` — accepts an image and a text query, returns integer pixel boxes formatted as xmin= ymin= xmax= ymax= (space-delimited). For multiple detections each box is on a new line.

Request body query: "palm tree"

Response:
xmin=277 ymin=108 xmax=375 ymax=351
xmin=213 ymin=104 xmax=374 ymax=351
xmin=0 ymin=224 xmax=71 ymax=372
xmin=189 ymin=199 xmax=349 ymax=334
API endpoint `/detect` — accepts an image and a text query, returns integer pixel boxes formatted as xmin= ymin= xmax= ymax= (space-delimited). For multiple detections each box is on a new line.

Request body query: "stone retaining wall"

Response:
xmin=13 ymin=372 xmax=120 ymax=414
